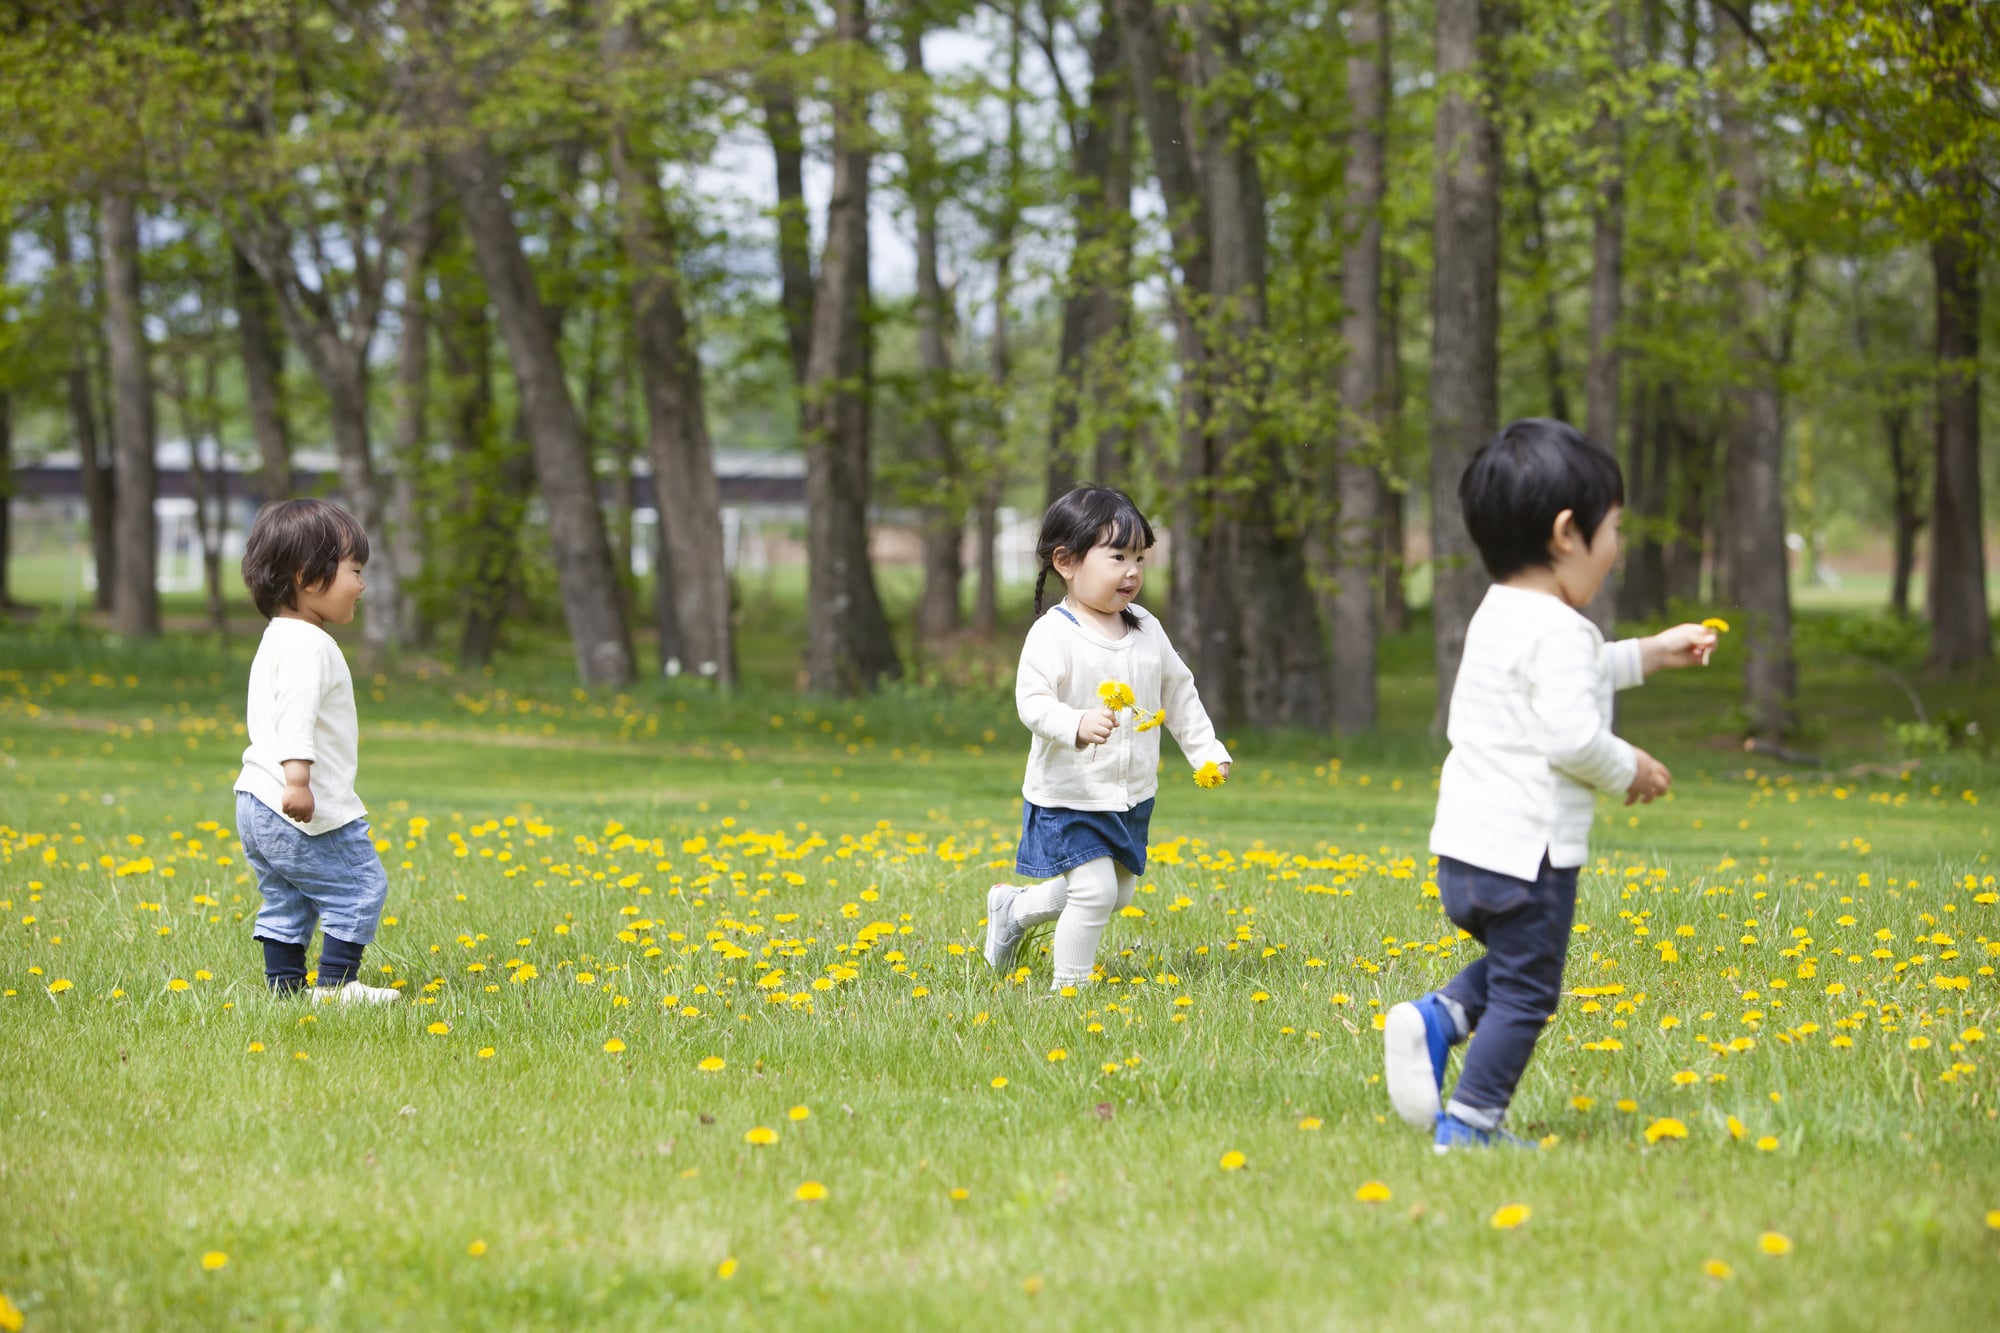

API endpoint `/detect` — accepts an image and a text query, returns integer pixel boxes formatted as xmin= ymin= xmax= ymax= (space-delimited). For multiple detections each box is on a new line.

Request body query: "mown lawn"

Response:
xmin=2 ymin=610 xmax=1996 ymax=1330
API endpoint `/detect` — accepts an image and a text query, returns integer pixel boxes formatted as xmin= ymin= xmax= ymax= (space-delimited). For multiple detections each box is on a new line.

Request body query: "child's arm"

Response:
xmin=1531 ymin=628 xmax=1640 ymax=795
xmin=1155 ymin=622 xmax=1232 ymax=776
xmin=1016 ymin=626 xmax=1094 ymax=749
xmin=271 ymin=648 xmax=328 ymax=824
xmin=1638 ymin=624 xmax=1720 ymax=675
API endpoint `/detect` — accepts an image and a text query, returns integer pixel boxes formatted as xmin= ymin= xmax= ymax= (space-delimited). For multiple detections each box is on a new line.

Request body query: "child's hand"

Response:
xmin=282 ymin=781 xmax=316 ymax=823
xmin=1625 ymin=749 xmax=1671 ymax=805
xmin=1075 ymin=708 xmax=1119 ymax=747
xmin=1642 ymin=624 xmax=1720 ymax=673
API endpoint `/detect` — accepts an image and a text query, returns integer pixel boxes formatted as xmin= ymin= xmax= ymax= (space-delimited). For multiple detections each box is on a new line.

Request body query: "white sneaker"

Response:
xmin=313 ymin=980 xmax=402 ymax=1005
xmin=982 ymin=884 xmax=1025 ymax=972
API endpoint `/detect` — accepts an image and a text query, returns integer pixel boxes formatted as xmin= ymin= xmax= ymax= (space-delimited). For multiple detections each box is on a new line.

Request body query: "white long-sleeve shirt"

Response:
xmin=1016 ymin=602 xmax=1232 ymax=812
xmin=1430 ymin=584 xmax=1646 ymax=881
xmin=235 ymin=618 xmax=367 ymax=835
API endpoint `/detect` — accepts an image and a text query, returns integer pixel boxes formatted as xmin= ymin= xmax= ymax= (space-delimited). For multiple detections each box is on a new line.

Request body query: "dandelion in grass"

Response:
xmin=1490 ymin=1204 xmax=1531 ymax=1230
xmin=1644 ymin=1118 xmax=1688 ymax=1144
xmin=200 ymin=1251 xmax=228 ymax=1271
xmin=603 ymin=1038 xmax=626 ymax=1054
xmin=950 ymin=1188 xmax=970 ymax=1201
xmin=794 ymin=1180 xmax=827 ymax=1202
xmin=1570 ymin=1096 xmax=1595 ymax=1112
xmin=1354 ymin=1181 xmax=1392 ymax=1203
xmin=1758 ymin=1232 xmax=1792 ymax=1256
xmin=247 ymin=1042 xmax=265 ymax=1054
xmin=1986 ymin=1210 xmax=2000 ymax=1231
xmin=0 ymin=1292 xmax=21 ymax=1332
xmin=1298 ymin=1117 xmax=1322 ymax=1131
xmin=788 ymin=1105 xmax=811 ymax=1121
xmin=1218 ymin=1150 xmax=1246 ymax=1171
xmin=1756 ymin=1136 xmax=1779 ymax=1152
xmin=478 ymin=1047 xmax=495 ymax=1059
xmin=1704 ymin=1259 xmax=1734 ymax=1281
xmin=990 ymin=1076 xmax=1009 ymax=1089
xmin=1047 ymin=1048 xmax=1067 ymax=1063
xmin=745 ymin=1126 xmax=777 ymax=1146
xmin=698 ymin=1055 xmax=725 ymax=1072
xmin=717 ymin=1258 xmax=738 ymax=1279
xmin=467 ymin=1240 xmax=487 ymax=1257
xmin=47 ymin=978 xmax=71 ymax=994
xmin=427 ymin=1021 xmax=450 ymax=1035
xmin=1727 ymin=1116 xmax=1746 ymax=1141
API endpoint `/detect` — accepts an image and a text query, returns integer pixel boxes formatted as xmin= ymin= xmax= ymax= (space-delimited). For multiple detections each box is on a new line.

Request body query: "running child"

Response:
xmin=234 ymin=499 xmax=399 ymax=1004
xmin=1384 ymin=419 xmax=1715 ymax=1149
xmin=982 ymin=486 xmax=1232 ymax=991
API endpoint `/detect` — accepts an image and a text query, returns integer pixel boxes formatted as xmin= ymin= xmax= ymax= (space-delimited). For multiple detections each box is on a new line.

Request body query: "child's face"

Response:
xmin=292 ymin=557 xmax=367 ymax=627
xmin=1055 ymin=531 xmax=1147 ymax=616
xmin=1550 ymin=505 xmax=1621 ymax=608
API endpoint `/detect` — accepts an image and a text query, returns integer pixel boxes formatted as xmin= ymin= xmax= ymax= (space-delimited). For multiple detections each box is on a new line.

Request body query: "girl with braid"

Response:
xmin=980 ymin=486 xmax=1232 ymax=991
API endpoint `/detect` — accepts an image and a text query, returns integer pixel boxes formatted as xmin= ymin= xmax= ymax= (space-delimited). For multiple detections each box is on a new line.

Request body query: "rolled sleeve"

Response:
xmin=1530 ymin=629 xmax=1636 ymax=795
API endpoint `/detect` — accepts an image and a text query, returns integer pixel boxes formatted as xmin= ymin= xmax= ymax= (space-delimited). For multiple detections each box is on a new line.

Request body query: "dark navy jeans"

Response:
xmin=1436 ymin=854 xmax=1578 ymax=1120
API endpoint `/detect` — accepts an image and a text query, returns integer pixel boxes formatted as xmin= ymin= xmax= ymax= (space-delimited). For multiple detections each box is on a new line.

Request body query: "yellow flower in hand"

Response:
xmin=1193 ymin=761 xmax=1227 ymax=789
xmin=1701 ymin=617 xmax=1730 ymax=633
xmin=1097 ymin=680 xmax=1136 ymax=711
xmin=1134 ymin=709 xmax=1166 ymax=733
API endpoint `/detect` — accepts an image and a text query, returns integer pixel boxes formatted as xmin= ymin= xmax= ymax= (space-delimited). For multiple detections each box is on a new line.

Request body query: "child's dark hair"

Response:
xmin=1033 ymin=485 xmax=1155 ymax=629
xmin=1459 ymin=418 xmax=1624 ymax=580
xmin=241 ymin=498 xmax=369 ymax=619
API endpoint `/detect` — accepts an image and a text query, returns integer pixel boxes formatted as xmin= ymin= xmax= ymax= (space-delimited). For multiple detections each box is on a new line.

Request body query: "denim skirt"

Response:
xmin=1016 ymin=798 xmax=1155 ymax=879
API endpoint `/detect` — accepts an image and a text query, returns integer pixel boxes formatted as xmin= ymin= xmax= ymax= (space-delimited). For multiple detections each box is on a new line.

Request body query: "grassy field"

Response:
xmin=2 ymin=601 xmax=1997 ymax=1330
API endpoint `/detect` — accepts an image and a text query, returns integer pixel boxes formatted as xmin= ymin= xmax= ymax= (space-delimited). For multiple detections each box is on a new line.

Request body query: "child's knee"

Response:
xmin=1064 ymin=860 xmax=1121 ymax=917
xmin=1113 ymin=869 xmax=1137 ymax=913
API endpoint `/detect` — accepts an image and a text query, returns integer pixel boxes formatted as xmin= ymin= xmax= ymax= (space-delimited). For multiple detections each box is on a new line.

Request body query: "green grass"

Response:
xmin=2 ymin=610 xmax=1998 ymax=1331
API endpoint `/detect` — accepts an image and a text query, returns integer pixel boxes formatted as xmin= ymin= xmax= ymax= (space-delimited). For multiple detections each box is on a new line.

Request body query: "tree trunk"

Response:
xmin=1617 ymin=377 xmax=1671 ymax=619
xmin=0 ymin=393 xmax=12 ymax=609
xmin=1047 ymin=6 xmax=1135 ymax=498
xmin=801 ymin=0 xmax=900 ymax=695
xmin=763 ymin=87 xmax=815 ymax=392
xmin=1663 ymin=419 xmax=1711 ymax=604
xmin=900 ymin=19 xmax=965 ymax=642
xmin=605 ymin=9 xmax=736 ymax=685
xmin=232 ymin=242 xmax=292 ymax=498
xmin=99 ymin=191 xmax=158 ymax=638
xmin=1886 ymin=403 xmax=1920 ymax=620
xmin=1581 ymin=0 xmax=1627 ymax=636
xmin=1523 ymin=153 xmax=1569 ymax=424
xmin=441 ymin=136 xmax=636 ymax=685
xmin=390 ymin=164 xmax=436 ymax=648
xmin=1381 ymin=256 xmax=1410 ymax=634
xmin=1927 ymin=222 xmax=1988 ymax=667
xmin=1711 ymin=4 xmax=1795 ymax=736
xmin=1428 ymin=0 xmax=1500 ymax=730
xmin=1332 ymin=0 xmax=1389 ymax=734
xmin=47 ymin=209 xmax=116 ymax=609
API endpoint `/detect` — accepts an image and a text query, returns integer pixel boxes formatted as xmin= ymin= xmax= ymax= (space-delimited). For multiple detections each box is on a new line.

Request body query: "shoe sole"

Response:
xmin=1384 ymin=1002 xmax=1443 ymax=1129
xmin=982 ymin=885 xmax=1015 ymax=972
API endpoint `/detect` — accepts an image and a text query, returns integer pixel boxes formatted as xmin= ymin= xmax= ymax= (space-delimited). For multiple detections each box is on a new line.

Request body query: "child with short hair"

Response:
xmin=1385 ymin=419 xmax=1714 ymax=1149
xmin=234 ymin=499 xmax=399 ymax=1004
xmin=982 ymin=486 xmax=1232 ymax=991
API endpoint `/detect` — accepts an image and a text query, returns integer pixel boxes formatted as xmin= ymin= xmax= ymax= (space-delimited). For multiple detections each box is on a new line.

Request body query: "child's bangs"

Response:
xmin=1098 ymin=503 xmax=1154 ymax=554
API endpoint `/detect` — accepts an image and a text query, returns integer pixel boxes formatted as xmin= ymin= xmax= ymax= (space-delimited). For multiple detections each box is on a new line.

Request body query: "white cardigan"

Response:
xmin=1430 ymin=583 xmax=1646 ymax=881
xmin=1015 ymin=602 xmax=1232 ymax=812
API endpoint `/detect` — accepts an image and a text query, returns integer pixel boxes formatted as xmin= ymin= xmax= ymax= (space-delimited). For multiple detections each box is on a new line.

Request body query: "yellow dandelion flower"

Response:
xmin=1985 ymin=1210 xmax=2000 ymax=1230
xmin=478 ymin=1047 xmax=495 ymax=1059
xmin=200 ymin=1251 xmax=228 ymax=1271
xmin=427 ymin=1021 xmax=450 ymax=1035
xmin=467 ymin=1240 xmax=487 ymax=1257
xmin=950 ymin=1187 xmax=970 ymax=1201
xmin=1672 ymin=1070 xmax=1698 ymax=1086
xmin=247 ymin=1042 xmax=264 ymax=1053
xmin=47 ymin=978 xmax=72 ymax=994
xmin=1354 ymin=1180 xmax=1392 ymax=1203
xmin=794 ymin=1180 xmax=827 ymax=1202
xmin=1701 ymin=617 xmax=1730 ymax=633
xmin=1490 ymin=1204 xmax=1531 ymax=1230
xmin=603 ymin=1038 xmax=626 ymax=1054
xmin=1047 ymin=1048 xmax=1067 ymax=1062
xmin=1727 ymin=1115 xmax=1746 ymax=1141
xmin=1134 ymin=709 xmax=1166 ymax=733
xmin=0 ymin=1292 xmax=21 ymax=1333
xmin=1758 ymin=1231 xmax=1792 ymax=1256
xmin=1193 ymin=761 xmax=1227 ymax=789
xmin=1570 ymin=1096 xmax=1596 ymax=1112
xmin=717 ymin=1257 xmax=737 ymax=1279
xmin=788 ymin=1105 xmax=811 ymax=1121
xmin=744 ymin=1126 xmax=778 ymax=1146
xmin=1298 ymin=1117 xmax=1323 ymax=1131
xmin=1644 ymin=1117 xmax=1689 ymax=1144
xmin=1097 ymin=680 xmax=1136 ymax=710
xmin=169 ymin=978 xmax=189 ymax=993
xmin=698 ymin=1055 xmax=725 ymax=1071
xmin=990 ymin=1076 xmax=1009 ymax=1089
xmin=1615 ymin=1099 xmax=1638 ymax=1113
xmin=1218 ymin=1150 xmax=1247 ymax=1171
xmin=1756 ymin=1136 xmax=1779 ymax=1152
xmin=1704 ymin=1259 xmax=1734 ymax=1281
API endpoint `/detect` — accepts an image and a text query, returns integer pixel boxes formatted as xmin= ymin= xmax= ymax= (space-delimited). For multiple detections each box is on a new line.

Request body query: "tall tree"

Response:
xmin=388 ymin=162 xmax=435 ymax=648
xmin=604 ymin=2 xmax=737 ymax=684
xmin=898 ymin=14 xmax=965 ymax=642
xmin=1711 ymin=2 xmax=1795 ymax=736
xmin=1428 ymin=0 xmax=1501 ymax=729
xmin=231 ymin=243 xmax=291 ymax=498
xmin=99 ymin=191 xmax=159 ymax=638
xmin=798 ymin=0 xmax=902 ymax=693
xmin=45 ymin=209 xmax=116 ymax=611
xmin=1581 ymin=0 xmax=1629 ymax=636
xmin=1331 ymin=0 xmax=1389 ymax=734
xmin=975 ymin=6 xmax=1025 ymax=638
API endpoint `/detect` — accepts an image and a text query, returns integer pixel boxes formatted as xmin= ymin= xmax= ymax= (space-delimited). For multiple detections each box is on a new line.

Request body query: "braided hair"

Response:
xmin=1033 ymin=485 xmax=1156 ymax=630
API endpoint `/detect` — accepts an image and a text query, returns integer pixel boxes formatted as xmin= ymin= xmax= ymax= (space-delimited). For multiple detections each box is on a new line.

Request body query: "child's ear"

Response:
xmin=1050 ymin=546 xmax=1075 ymax=576
xmin=1549 ymin=508 xmax=1579 ymax=554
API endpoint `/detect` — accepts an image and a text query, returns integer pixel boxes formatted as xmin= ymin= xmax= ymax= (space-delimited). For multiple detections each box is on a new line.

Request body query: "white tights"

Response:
xmin=1010 ymin=857 xmax=1137 ymax=989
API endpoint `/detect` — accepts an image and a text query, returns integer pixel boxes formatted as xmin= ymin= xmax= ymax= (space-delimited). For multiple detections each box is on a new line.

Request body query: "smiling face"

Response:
xmin=291 ymin=557 xmax=367 ymax=627
xmin=1054 ymin=529 xmax=1146 ymax=617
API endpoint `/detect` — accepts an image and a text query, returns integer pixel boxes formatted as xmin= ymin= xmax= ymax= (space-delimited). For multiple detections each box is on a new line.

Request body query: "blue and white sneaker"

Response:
xmin=1432 ymin=1113 xmax=1535 ymax=1154
xmin=1384 ymin=993 xmax=1456 ymax=1128
xmin=982 ymin=884 xmax=1025 ymax=972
